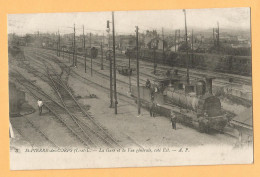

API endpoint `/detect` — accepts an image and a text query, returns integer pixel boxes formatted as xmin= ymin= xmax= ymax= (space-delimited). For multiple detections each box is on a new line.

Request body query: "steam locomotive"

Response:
xmin=126 ymin=49 xmax=251 ymax=76
xmin=131 ymin=76 xmax=228 ymax=133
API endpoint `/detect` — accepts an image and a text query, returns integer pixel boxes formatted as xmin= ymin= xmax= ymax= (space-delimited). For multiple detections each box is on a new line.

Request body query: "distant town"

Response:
xmin=9 ymin=26 xmax=251 ymax=57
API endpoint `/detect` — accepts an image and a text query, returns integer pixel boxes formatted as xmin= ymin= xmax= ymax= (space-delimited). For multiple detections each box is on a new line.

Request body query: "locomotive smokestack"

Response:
xmin=205 ymin=77 xmax=215 ymax=94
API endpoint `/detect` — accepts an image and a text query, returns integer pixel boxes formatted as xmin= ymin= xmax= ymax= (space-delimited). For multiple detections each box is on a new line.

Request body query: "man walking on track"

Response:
xmin=170 ymin=110 xmax=177 ymax=130
xmin=37 ymin=99 xmax=43 ymax=116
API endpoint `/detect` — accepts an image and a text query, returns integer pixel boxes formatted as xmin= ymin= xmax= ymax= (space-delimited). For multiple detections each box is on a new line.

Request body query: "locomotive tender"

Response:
xmin=131 ymin=77 xmax=228 ymax=133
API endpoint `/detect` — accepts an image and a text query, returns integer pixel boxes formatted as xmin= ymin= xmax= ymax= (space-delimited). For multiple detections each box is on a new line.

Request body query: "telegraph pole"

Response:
xmin=101 ymin=33 xmax=104 ymax=70
xmin=61 ymin=33 xmax=64 ymax=60
xmin=191 ymin=29 xmax=194 ymax=64
xmin=107 ymin=20 xmax=113 ymax=108
xmin=213 ymin=28 xmax=215 ymax=45
xmin=56 ymin=32 xmax=59 ymax=56
xmin=83 ymin=25 xmax=87 ymax=73
xmin=112 ymin=11 xmax=118 ymax=114
xmin=58 ymin=30 xmax=61 ymax=57
xmin=192 ymin=29 xmax=193 ymax=51
xmin=178 ymin=29 xmax=180 ymax=50
xmin=153 ymin=30 xmax=157 ymax=75
xmin=90 ymin=32 xmax=92 ymax=76
xmin=153 ymin=46 xmax=156 ymax=74
xmin=73 ymin=24 xmax=76 ymax=67
xmin=175 ymin=30 xmax=177 ymax=52
xmin=183 ymin=9 xmax=189 ymax=84
xmin=83 ymin=25 xmax=86 ymax=51
xmin=69 ymin=39 xmax=73 ymax=64
xmin=136 ymin=26 xmax=141 ymax=115
xmin=162 ymin=27 xmax=165 ymax=64
xmin=83 ymin=25 xmax=85 ymax=50
xmin=128 ymin=50 xmax=131 ymax=92
xmin=217 ymin=21 xmax=220 ymax=49
xmin=59 ymin=30 xmax=61 ymax=57
xmin=90 ymin=33 xmax=92 ymax=48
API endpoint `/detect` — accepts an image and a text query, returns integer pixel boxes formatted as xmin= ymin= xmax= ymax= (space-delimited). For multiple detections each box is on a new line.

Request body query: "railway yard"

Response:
xmin=7 ymin=8 xmax=255 ymax=159
xmin=9 ymin=45 xmax=253 ymax=151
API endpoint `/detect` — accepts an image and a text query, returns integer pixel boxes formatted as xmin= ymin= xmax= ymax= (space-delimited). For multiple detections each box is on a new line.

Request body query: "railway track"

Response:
xmin=14 ymin=72 xmax=95 ymax=148
xmin=21 ymin=51 xmax=136 ymax=148
xmin=11 ymin=113 xmax=59 ymax=148
xmin=20 ymin=49 xmax=146 ymax=148
xmin=36 ymin=47 xmax=252 ymax=86
xmin=31 ymin=48 xmax=252 ymax=110
xmin=27 ymin=49 xmax=251 ymax=114
xmin=47 ymin=65 xmax=123 ymax=149
xmin=12 ymin=68 xmax=123 ymax=149
xmin=30 ymin=47 xmax=251 ymax=104
xmin=25 ymin=49 xmax=140 ymax=106
xmin=26 ymin=49 xmax=148 ymax=86
xmin=27 ymin=48 xmax=239 ymax=120
xmin=22 ymin=47 xmax=239 ymax=141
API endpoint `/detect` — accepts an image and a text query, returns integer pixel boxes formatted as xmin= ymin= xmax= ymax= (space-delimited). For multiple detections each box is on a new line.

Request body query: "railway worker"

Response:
xmin=154 ymin=86 xmax=158 ymax=93
xmin=150 ymin=102 xmax=156 ymax=117
xmin=151 ymin=92 xmax=155 ymax=102
xmin=37 ymin=99 xmax=43 ymax=116
xmin=145 ymin=79 xmax=151 ymax=88
xmin=170 ymin=110 xmax=177 ymax=130
xmin=166 ymin=69 xmax=171 ymax=78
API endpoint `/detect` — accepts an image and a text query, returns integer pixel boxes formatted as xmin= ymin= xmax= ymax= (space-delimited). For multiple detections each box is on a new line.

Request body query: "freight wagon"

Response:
xmin=126 ymin=49 xmax=251 ymax=76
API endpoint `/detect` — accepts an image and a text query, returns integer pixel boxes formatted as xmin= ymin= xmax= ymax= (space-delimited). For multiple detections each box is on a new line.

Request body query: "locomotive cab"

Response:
xmin=203 ymin=95 xmax=222 ymax=117
xmin=152 ymin=78 xmax=183 ymax=93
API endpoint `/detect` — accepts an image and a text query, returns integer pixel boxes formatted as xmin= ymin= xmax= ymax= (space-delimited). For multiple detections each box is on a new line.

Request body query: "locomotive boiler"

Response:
xmin=131 ymin=77 xmax=228 ymax=133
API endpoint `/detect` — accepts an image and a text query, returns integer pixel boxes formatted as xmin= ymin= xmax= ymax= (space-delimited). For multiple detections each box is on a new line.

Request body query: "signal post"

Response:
xmin=112 ymin=11 xmax=118 ymax=114
xmin=90 ymin=32 xmax=93 ymax=76
xmin=83 ymin=25 xmax=87 ymax=73
xmin=136 ymin=26 xmax=141 ymax=115
xmin=107 ymin=19 xmax=114 ymax=108
xmin=183 ymin=9 xmax=190 ymax=84
xmin=101 ymin=34 xmax=104 ymax=70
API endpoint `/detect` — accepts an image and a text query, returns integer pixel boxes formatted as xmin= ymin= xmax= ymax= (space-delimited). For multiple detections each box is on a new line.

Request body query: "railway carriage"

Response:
xmin=126 ymin=48 xmax=251 ymax=76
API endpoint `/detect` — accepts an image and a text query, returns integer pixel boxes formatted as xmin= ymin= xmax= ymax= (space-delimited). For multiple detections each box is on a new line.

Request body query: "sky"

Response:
xmin=8 ymin=7 xmax=250 ymax=36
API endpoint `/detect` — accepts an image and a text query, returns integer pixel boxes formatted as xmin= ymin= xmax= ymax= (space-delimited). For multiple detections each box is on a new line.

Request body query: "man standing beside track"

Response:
xmin=170 ymin=110 xmax=177 ymax=130
xmin=145 ymin=79 xmax=151 ymax=88
xmin=150 ymin=102 xmax=156 ymax=117
xmin=37 ymin=99 xmax=43 ymax=116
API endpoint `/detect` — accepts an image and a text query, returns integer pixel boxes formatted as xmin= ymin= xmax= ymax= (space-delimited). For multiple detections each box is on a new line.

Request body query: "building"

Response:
xmin=118 ymin=35 xmax=136 ymax=51
xmin=144 ymin=30 xmax=158 ymax=48
xmin=148 ymin=37 xmax=167 ymax=50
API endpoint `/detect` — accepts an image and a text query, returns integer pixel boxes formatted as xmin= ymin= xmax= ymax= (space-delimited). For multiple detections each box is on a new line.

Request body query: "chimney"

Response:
xmin=205 ymin=77 xmax=215 ymax=94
